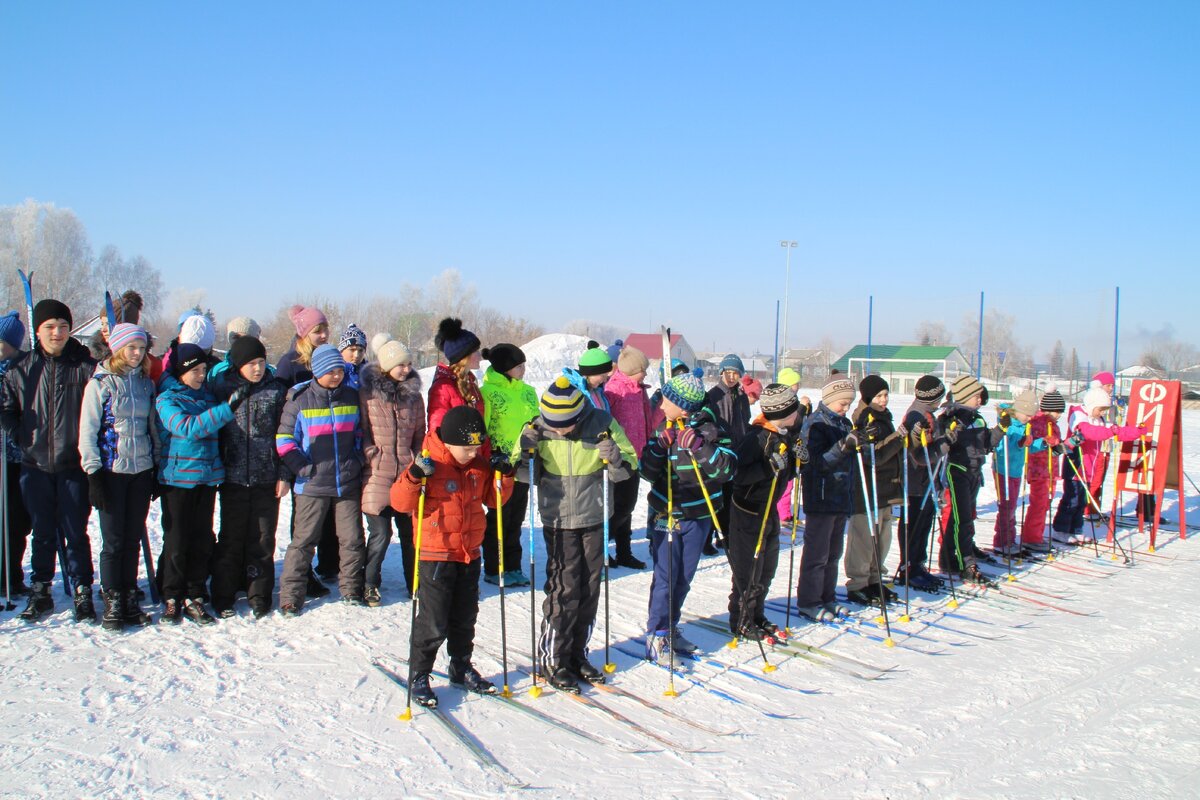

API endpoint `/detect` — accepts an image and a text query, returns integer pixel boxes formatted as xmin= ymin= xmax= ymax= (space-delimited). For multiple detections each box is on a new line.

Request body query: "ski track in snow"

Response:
xmin=2 ymin=376 xmax=1199 ymax=799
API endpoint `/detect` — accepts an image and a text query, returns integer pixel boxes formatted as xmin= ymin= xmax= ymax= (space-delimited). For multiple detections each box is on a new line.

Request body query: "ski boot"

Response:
xmin=448 ymin=662 xmax=497 ymax=695
xmin=574 ymin=659 xmax=607 ymax=685
xmin=797 ymin=604 xmax=836 ymax=623
xmin=19 ymin=581 xmax=54 ymax=622
xmin=121 ymin=590 xmax=152 ymax=627
xmin=671 ymin=629 xmax=700 ymax=654
xmin=160 ymin=599 xmax=183 ymax=625
xmin=410 ymin=672 xmax=438 ymax=708
xmin=74 ymin=584 xmax=97 ymax=624
xmin=547 ymin=666 xmax=581 ymax=694
xmin=183 ymin=597 xmax=216 ymax=625
xmin=305 ymin=568 xmax=331 ymax=598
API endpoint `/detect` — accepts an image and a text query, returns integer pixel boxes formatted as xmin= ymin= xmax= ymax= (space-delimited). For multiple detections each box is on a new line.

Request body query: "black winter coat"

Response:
xmin=939 ymin=403 xmax=1001 ymax=472
xmin=800 ymin=402 xmax=856 ymax=516
xmin=730 ymin=421 xmax=799 ymax=515
xmin=705 ymin=382 xmax=752 ymax=447
xmin=212 ymin=372 xmax=289 ymax=487
xmin=640 ymin=405 xmax=737 ymax=521
xmin=850 ymin=406 xmax=904 ymax=512
xmin=0 ymin=338 xmax=97 ymax=473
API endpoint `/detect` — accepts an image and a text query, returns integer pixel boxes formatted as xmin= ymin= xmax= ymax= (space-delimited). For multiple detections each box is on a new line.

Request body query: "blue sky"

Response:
xmin=2 ymin=2 xmax=1196 ymax=364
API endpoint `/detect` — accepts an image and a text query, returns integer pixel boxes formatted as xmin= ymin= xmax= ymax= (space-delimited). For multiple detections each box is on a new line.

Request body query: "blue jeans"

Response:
xmin=645 ymin=513 xmax=708 ymax=633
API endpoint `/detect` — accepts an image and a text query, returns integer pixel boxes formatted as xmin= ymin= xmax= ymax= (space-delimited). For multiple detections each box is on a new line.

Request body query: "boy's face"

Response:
xmin=1048 ymin=411 xmax=1062 ymax=421
xmin=776 ymin=410 xmax=799 ymax=430
xmin=316 ymin=368 xmax=345 ymax=389
xmin=341 ymin=345 xmax=364 ymax=366
xmin=721 ymin=370 xmax=740 ymax=388
xmin=829 ymin=398 xmax=851 ymax=416
xmin=586 ymin=371 xmax=610 ymax=389
xmin=37 ymin=319 xmax=71 ymax=356
xmin=661 ymin=397 xmax=687 ymax=422
xmin=0 ymin=341 xmax=16 ymax=360
xmin=965 ymin=394 xmax=984 ymax=409
xmin=869 ymin=390 xmax=889 ymax=412
xmin=507 ymin=363 xmax=526 ymax=380
xmin=240 ymin=357 xmax=267 ymax=384
xmin=181 ymin=364 xmax=207 ymax=390
xmin=1012 ymin=410 xmax=1032 ymax=425
xmin=447 ymin=444 xmax=480 ymax=465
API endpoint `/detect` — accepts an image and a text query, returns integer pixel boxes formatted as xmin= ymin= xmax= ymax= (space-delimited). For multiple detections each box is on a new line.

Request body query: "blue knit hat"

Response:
xmin=718 ymin=354 xmax=745 ymax=375
xmin=605 ymin=339 xmax=624 ymax=363
xmin=662 ymin=368 xmax=706 ymax=412
xmin=434 ymin=317 xmax=480 ymax=365
xmin=311 ymin=344 xmax=345 ymax=379
xmin=0 ymin=311 xmax=26 ymax=350
xmin=338 ymin=323 xmax=367 ymax=352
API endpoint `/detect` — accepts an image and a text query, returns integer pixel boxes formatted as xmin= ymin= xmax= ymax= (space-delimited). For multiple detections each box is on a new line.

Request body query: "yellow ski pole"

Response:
xmin=400 ymin=450 xmax=429 ymax=722
xmin=495 ymin=470 xmax=512 ymax=698
xmin=663 ymin=419 xmax=679 ymax=698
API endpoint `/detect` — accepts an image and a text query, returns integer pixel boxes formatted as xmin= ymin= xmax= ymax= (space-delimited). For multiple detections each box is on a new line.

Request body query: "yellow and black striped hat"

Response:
xmin=540 ymin=376 xmax=585 ymax=428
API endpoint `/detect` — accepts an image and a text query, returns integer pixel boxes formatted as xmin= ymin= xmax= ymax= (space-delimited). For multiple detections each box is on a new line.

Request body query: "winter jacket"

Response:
xmin=705 ymin=381 xmax=752 ymax=446
xmin=801 ymin=402 xmax=856 ymax=516
xmin=210 ymin=371 xmax=289 ymax=488
xmin=1024 ymin=412 xmax=1063 ymax=483
xmin=731 ymin=417 xmax=800 ymax=515
xmin=359 ymin=365 xmax=425 ymax=515
xmin=389 ymin=430 xmax=513 ymax=563
xmin=527 ymin=405 xmax=637 ymax=529
xmin=0 ymin=356 xmax=24 ymax=464
xmin=342 ymin=360 xmax=362 ymax=391
xmin=992 ymin=406 xmax=1028 ymax=480
xmin=604 ymin=368 xmax=655 ymax=457
xmin=640 ymin=405 xmax=736 ymax=521
xmin=939 ymin=403 xmax=1000 ymax=473
xmin=155 ymin=374 xmax=234 ymax=487
xmin=899 ymin=398 xmax=951 ymax=498
xmin=1064 ymin=405 xmax=1147 ymax=482
xmin=850 ymin=405 xmax=904 ymax=512
xmin=480 ymin=366 xmax=538 ymax=464
xmin=276 ymin=380 xmax=364 ymax=498
xmin=427 ymin=363 xmax=486 ymax=435
xmin=275 ymin=342 xmax=311 ymax=387
xmin=0 ymin=337 xmax=97 ymax=473
xmin=79 ymin=362 xmax=158 ymax=476
xmin=562 ymin=367 xmax=610 ymax=413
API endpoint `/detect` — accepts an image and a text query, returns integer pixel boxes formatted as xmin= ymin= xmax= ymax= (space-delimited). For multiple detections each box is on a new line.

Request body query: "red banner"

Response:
xmin=1119 ymin=379 xmax=1186 ymax=546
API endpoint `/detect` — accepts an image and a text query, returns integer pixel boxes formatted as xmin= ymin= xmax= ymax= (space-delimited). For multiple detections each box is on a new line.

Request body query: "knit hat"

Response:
xmin=108 ymin=323 xmax=147 ymax=353
xmin=289 ymin=305 xmax=328 ymax=339
xmin=776 ymin=367 xmax=801 ymax=387
xmin=338 ymin=323 xmax=367 ymax=352
xmin=859 ymin=375 xmax=889 ymax=405
xmin=310 ymin=344 xmax=344 ymax=379
xmin=741 ymin=375 xmax=763 ymax=402
xmin=482 ymin=343 xmax=525 ymax=375
xmin=670 ymin=358 xmax=690 ymax=377
xmin=226 ymin=316 xmax=261 ymax=347
xmin=662 ymin=368 xmax=707 ymax=413
xmin=540 ymin=376 xmax=586 ymax=428
xmin=1092 ymin=371 xmax=1115 ymax=386
xmin=606 ymin=339 xmax=624 ymax=363
xmin=173 ymin=343 xmax=206 ymax=378
xmin=376 ymin=337 xmax=412 ymax=373
xmin=177 ymin=307 xmax=202 ymax=328
xmin=1083 ymin=386 xmax=1112 ymax=415
xmin=179 ymin=315 xmax=216 ymax=351
xmin=0 ymin=311 xmax=25 ymax=350
xmin=33 ymin=299 xmax=72 ymax=331
xmin=1040 ymin=386 xmax=1066 ymax=413
xmin=915 ymin=375 xmax=946 ymax=403
xmin=229 ymin=335 xmax=267 ymax=370
xmin=578 ymin=340 xmax=614 ymax=377
xmin=439 ymin=405 xmax=487 ymax=447
xmin=1011 ymin=388 xmax=1038 ymax=418
xmin=821 ymin=378 xmax=855 ymax=408
xmin=719 ymin=354 xmax=745 ymax=376
xmin=617 ymin=345 xmax=649 ymax=376
xmin=760 ymin=383 xmax=799 ymax=421
xmin=949 ymin=374 xmax=984 ymax=405
xmin=434 ymin=317 xmax=480 ymax=365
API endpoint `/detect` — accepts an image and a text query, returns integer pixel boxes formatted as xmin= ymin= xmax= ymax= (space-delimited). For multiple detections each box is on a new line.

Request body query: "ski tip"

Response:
xmin=898 ymin=614 xmax=911 ymax=623
xmin=726 ymin=639 xmax=738 ymax=650
xmin=948 ymin=600 xmax=960 ymax=609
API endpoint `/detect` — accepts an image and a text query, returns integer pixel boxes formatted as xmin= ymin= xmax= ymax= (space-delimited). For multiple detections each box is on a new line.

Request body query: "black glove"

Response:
xmin=519 ymin=423 xmax=540 ymax=454
xmin=597 ymin=436 xmax=621 ymax=465
xmin=227 ymin=384 xmax=250 ymax=412
xmin=489 ymin=453 xmax=515 ymax=477
xmin=943 ymin=424 xmax=961 ymax=445
xmin=408 ymin=454 xmax=435 ymax=480
xmin=838 ymin=431 xmax=860 ymax=453
xmin=768 ymin=451 xmax=789 ymax=476
xmin=998 ymin=409 xmax=1012 ymax=429
xmin=87 ymin=472 xmax=108 ymax=513
xmin=1067 ymin=431 xmax=1084 ymax=448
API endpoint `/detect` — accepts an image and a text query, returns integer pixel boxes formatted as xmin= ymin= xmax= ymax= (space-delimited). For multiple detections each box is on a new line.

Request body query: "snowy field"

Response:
xmin=2 ymin=336 xmax=1198 ymax=799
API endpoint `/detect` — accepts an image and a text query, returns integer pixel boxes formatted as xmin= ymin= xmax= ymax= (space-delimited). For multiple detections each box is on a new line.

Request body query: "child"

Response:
xmin=640 ymin=369 xmax=736 ymax=662
xmin=479 ymin=343 xmax=537 ymax=586
xmin=390 ymin=406 xmax=513 ymax=708
xmin=728 ymin=384 xmax=805 ymax=638
xmin=991 ymin=388 xmax=1037 ymax=556
xmin=937 ymin=375 xmax=1002 ymax=583
xmin=337 ymin=323 xmax=367 ymax=391
xmin=844 ymin=376 xmax=904 ymax=606
xmin=894 ymin=376 xmax=950 ymax=591
xmin=0 ymin=312 xmax=32 ymax=598
xmin=796 ymin=378 xmax=857 ymax=621
xmin=774 ymin=367 xmax=808 ymax=524
xmin=209 ymin=336 xmax=289 ymax=618
xmin=1021 ymin=387 xmax=1065 ymax=551
xmin=562 ymin=340 xmax=613 ymax=412
xmin=704 ymin=354 xmax=752 ymax=554
xmin=359 ymin=336 xmax=425 ymax=605
xmin=603 ymin=344 xmax=655 ymax=569
xmin=428 ymin=318 xmax=484 ymax=432
xmin=156 ymin=343 xmax=237 ymax=624
xmin=522 ymin=377 xmax=637 ymax=691
xmin=79 ymin=323 xmax=158 ymax=630
xmin=276 ymin=344 xmax=368 ymax=614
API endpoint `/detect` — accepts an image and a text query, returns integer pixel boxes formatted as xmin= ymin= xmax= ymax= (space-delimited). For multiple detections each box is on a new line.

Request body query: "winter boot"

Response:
xmin=448 ymin=662 xmax=497 ymax=695
xmin=341 ymin=593 xmax=366 ymax=607
xmin=961 ymin=564 xmax=995 ymax=587
xmin=868 ymin=582 xmax=900 ymax=604
xmin=410 ymin=672 xmax=438 ymax=708
xmin=305 ymin=568 xmax=331 ymax=598
xmin=249 ymin=598 xmax=271 ymax=619
xmin=646 ymin=632 xmax=673 ymax=665
xmin=363 ymin=586 xmax=382 ymax=608
xmin=18 ymin=581 xmax=53 ymax=622
xmin=121 ymin=590 xmax=152 ymax=627
xmin=101 ymin=589 xmax=124 ymax=631
xmin=547 ymin=666 xmax=581 ymax=694
xmin=160 ymin=599 xmax=183 ymax=625
xmin=279 ymin=603 xmax=301 ymax=618
xmin=610 ymin=553 xmax=646 ymax=570
xmin=574 ymin=659 xmax=606 ymax=685
xmin=671 ymin=629 xmax=700 ymax=654
xmin=74 ymin=584 xmax=97 ymax=624
xmin=183 ymin=597 xmax=216 ymax=625
xmin=797 ymin=604 xmax=835 ymax=623
xmin=502 ymin=570 xmax=530 ymax=587
xmin=844 ymin=587 xmax=876 ymax=606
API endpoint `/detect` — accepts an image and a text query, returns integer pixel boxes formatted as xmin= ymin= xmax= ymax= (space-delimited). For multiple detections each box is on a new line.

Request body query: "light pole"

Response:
xmin=780 ymin=240 xmax=797 ymax=380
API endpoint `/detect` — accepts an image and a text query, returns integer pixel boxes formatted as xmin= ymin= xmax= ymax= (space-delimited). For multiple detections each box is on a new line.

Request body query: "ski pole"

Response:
xmin=1065 ymin=455 xmax=1127 ymax=564
xmin=1016 ymin=423 xmax=1031 ymax=571
xmin=856 ymin=420 xmax=893 ymax=647
xmin=597 ymin=431 xmax=616 ymax=675
xmin=921 ymin=430 xmax=958 ymax=608
xmin=782 ymin=464 xmax=802 ymax=637
xmin=728 ymin=443 xmax=783 ymax=673
xmin=1 ymin=430 xmax=11 ymax=611
xmin=1002 ymin=425 xmax=1013 ymax=581
xmin=495 ymin=469 xmax=512 ymax=698
xmin=898 ymin=431 xmax=911 ymax=623
xmin=400 ymin=450 xmax=429 ymax=722
xmin=526 ymin=447 xmax=542 ymax=698
xmin=1046 ymin=422 xmax=1058 ymax=562
xmin=663 ymin=420 xmax=679 ymax=698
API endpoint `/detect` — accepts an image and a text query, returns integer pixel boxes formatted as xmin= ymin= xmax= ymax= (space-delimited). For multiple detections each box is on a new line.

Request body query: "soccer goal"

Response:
xmin=846 ymin=357 xmax=962 ymax=396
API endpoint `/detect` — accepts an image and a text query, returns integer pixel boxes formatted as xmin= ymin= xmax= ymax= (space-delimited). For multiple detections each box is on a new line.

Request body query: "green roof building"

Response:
xmin=830 ymin=345 xmax=971 ymax=395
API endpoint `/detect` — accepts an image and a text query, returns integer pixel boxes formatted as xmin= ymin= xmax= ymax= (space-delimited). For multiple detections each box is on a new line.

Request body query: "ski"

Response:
xmin=761 ymin=602 xmax=950 ymax=655
xmin=631 ymin=636 xmax=823 ymax=697
xmin=370 ymin=659 xmax=528 ymax=789
xmin=986 ymin=585 xmax=1098 ymax=617
xmin=830 ymin=594 xmax=975 ymax=647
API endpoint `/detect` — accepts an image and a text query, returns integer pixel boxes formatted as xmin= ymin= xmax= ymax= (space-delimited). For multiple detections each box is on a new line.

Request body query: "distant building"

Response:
xmin=623 ymin=331 xmax=699 ymax=385
xmin=830 ymin=344 xmax=971 ymax=395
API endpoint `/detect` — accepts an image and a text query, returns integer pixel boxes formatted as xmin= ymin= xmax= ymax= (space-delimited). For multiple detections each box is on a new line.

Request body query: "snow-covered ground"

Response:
xmin=2 ymin=356 xmax=1199 ymax=797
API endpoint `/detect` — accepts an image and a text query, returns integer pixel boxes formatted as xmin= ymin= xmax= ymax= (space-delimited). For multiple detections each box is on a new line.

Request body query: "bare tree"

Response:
xmin=1140 ymin=340 xmax=1199 ymax=376
xmin=563 ymin=319 xmax=626 ymax=344
xmin=0 ymin=199 xmax=95 ymax=313
xmin=960 ymin=309 xmax=1023 ymax=381
xmin=914 ymin=320 xmax=953 ymax=347
xmin=1047 ymin=340 xmax=1066 ymax=375
xmin=93 ymin=246 xmax=165 ymax=320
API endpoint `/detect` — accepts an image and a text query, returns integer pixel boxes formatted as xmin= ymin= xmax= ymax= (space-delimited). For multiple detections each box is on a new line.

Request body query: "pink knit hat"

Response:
xmin=1092 ymin=371 xmax=1115 ymax=386
xmin=288 ymin=305 xmax=327 ymax=339
xmin=740 ymin=375 xmax=763 ymax=402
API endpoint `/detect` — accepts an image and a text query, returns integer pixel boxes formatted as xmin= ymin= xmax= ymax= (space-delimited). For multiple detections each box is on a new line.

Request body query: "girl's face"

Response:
xmin=869 ymin=390 xmax=889 ymax=412
xmin=447 ymin=444 xmax=481 ymax=465
xmin=316 ymin=368 xmax=345 ymax=389
xmin=467 ymin=351 xmax=482 ymax=369
xmin=388 ymin=363 xmax=412 ymax=381
xmin=0 ymin=341 xmax=18 ymax=361
xmin=181 ymin=363 xmax=207 ymax=390
xmin=123 ymin=342 xmax=147 ymax=368
xmin=506 ymin=363 xmax=526 ymax=380
xmin=240 ymin=357 xmax=267 ymax=384
xmin=829 ymin=398 xmax=851 ymax=416
xmin=307 ymin=325 xmax=329 ymax=347
xmin=1012 ymin=410 xmax=1032 ymax=425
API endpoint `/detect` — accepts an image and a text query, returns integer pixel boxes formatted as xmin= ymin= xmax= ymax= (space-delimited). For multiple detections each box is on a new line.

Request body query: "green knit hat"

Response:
xmin=578 ymin=339 xmax=614 ymax=377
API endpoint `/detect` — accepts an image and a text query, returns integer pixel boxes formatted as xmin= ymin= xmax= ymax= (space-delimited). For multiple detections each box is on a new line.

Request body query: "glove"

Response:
xmin=997 ymin=408 xmax=1012 ymax=428
xmin=649 ymin=389 xmax=663 ymax=408
xmin=655 ymin=425 xmax=677 ymax=451
xmin=597 ymin=436 xmax=621 ymax=465
xmin=87 ymin=472 xmax=108 ymax=512
xmin=677 ymin=426 xmax=704 ymax=453
xmin=489 ymin=454 xmax=515 ymax=477
xmin=519 ymin=424 xmax=540 ymax=454
xmin=150 ymin=475 xmax=163 ymax=501
xmin=838 ymin=431 xmax=859 ymax=453
xmin=1018 ymin=435 xmax=1033 ymax=448
xmin=793 ymin=439 xmax=809 ymax=466
xmin=768 ymin=451 xmax=789 ymax=476
xmin=895 ymin=423 xmax=908 ymax=441
xmin=408 ymin=454 xmax=435 ymax=480
xmin=943 ymin=424 xmax=961 ymax=445
xmin=227 ymin=384 xmax=250 ymax=412
xmin=1067 ymin=431 xmax=1083 ymax=448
